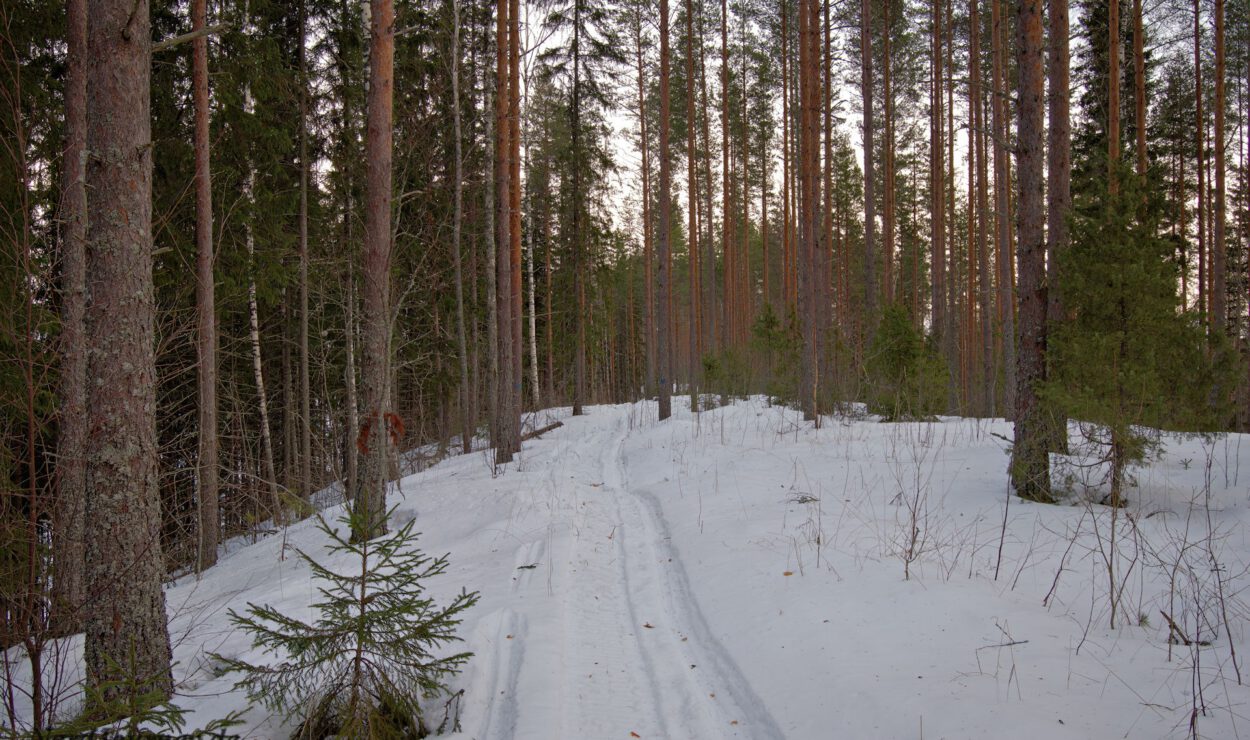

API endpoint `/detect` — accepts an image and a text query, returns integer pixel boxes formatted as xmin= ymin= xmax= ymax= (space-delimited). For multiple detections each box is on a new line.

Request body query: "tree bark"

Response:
xmin=1011 ymin=0 xmax=1051 ymax=502
xmin=991 ymin=0 xmax=1013 ymax=417
xmin=53 ymin=0 xmax=88 ymax=622
xmin=83 ymin=0 xmax=173 ymax=702
xmin=298 ymin=0 xmax=313 ymax=503
xmin=658 ymin=0 xmax=673 ymax=421
xmin=451 ymin=0 xmax=473 ymax=454
xmin=193 ymin=0 xmax=219 ymax=570
xmin=1214 ymin=0 xmax=1226 ymax=333
xmin=1195 ymin=0 xmax=1206 ymax=326
xmin=634 ymin=10 xmax=655 ymax=395
xmin=687 ymin=0 xmax=700 ymax=413
xmin=861 ymin=0 xmax=877 ymax=336
xmin=798 ymin=0 xmax=819 ymax=421
xmin=354 ymin=0 xmax=396 ymax=541
xmin=930 ymin=0 xmax=946 ymax=368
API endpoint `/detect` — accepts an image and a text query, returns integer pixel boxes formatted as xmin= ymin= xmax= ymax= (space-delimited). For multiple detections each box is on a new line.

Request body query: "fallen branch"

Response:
xmin=522 ymin=420 xmax=563 ymax=442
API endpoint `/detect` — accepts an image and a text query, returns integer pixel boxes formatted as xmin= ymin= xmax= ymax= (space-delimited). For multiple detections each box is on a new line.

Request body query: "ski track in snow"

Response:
xmin=559 ymin=408 xmax=781 ymax=739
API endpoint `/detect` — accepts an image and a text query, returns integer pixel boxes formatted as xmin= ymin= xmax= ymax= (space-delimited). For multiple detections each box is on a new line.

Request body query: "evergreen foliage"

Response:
xmin=216 ymin=510 xmax=479 ymax=738
xmin=1046 ymin=163 xmax=1235 ymax=505
xmin=864 ymin=305 xmax=948 ymax=421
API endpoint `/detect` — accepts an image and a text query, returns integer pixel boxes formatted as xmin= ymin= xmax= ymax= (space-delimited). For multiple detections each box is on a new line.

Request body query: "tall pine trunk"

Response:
xmin=53 ymin=0 xmax=87 ymax=623
xmin=193 ymin=0 xmax=219 ymax=569
xmin=861 ymin=0 xmax=877 ymax=336
xmin=658 ymin=0 xmax=673 ymax=421
xmin=1214 ymin=0 xmax=1226 ymax=333
xmin=83 ymin=0 xmax=173 ymax=702
xmin=451 ymin=0 xmax=473 ymax=454
xmin=1011 ymin=0 xmax=1051 ymax=502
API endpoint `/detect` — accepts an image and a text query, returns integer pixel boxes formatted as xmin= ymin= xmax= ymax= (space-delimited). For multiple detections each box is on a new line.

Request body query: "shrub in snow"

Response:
xmin=216 ymin=509 xmax=478 ymax=738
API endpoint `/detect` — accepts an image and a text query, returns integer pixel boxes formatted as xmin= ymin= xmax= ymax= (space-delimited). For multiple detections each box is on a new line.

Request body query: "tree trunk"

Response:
xmin=494 ymin=0 xmax=514 ymax=458
xmin=54 ymin=0 xmax=88 ymax=623
xmin=930 ymin=0 xmax=945 ymax=374
xmin=658 ymin=0 xmax=673 ymax=421
xmin=1045 ymin=0 xmax=1070 ymax=452
xmin=687 ymin=0 xmax=700 ymax=413
xmin=798 ymin=0 xmax=819 ymax=421
xmin=634 ymin=11 xmax=655 ymax=395
xmin=971 ymin=0 xmax=992 ymax=417
xmin=720 ymin=0 xmax=733 ymax=348
xmin=509 ymin=0 xmax=523 ymax=423
xmin=298 ymin=0 xmax=313 ymax=503
xmin=83 ymin=0 xmax=173 ymax=702
xmin=572 ymin=0 xmax=586 ymax=415
xmin=451 ymin=0 xmax=473 ymax=454
xmin=1195 ymin=0 xmax=1206 ymax=326
xmin=882 ymin=0 xmax=895 ymax=305
xmin=353 ymin=0 xmax=396 ymax=541
xmin=991 ymin=0 xmax=1014 ymax=417
xmin=861 ymin=0 xmax=877 ymax=336
xmin=1214 ymin=0 xmax=1226 ymax=333
xmin=1011 ymin=0 xmax=1051 ymax=502
xmin=193 ymin=0 xmax=219 ymax=569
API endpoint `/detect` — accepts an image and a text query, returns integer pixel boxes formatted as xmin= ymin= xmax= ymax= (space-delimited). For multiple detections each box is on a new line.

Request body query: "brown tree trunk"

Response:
xmin=1196 ymin=0 xmax=1206 ymax=326
xmin=861 ymin=0 xmax=877 ymax=334
xmin=930 ymin=0 xmax=946 ymax=366
xmin=572 ymin=0 xmax=587 ymax=415
xmin=971 ymin=0 xmax=992 ymax=416
xmin=509 ymin=0 xmax=523 ymax=419
xmin=991 ymin=0 xmax=1013 ymax=416
xmin=1011 ymin=0 xmax=1051 ymax=502
xmin=799 ymin=0 xmax=819 ymax=421
xmin=882 ymin=0 xmax=895 ymax=305
xmin=354 ymin=0 xmax=395 ymax=541
xmin=494 ymin=0 xmax=517 ymax=459
xmin=659 ymin=0 xmax=673 ymax=420
xmin=1214 ymin=0 xmax=1226 ymax=333
xmin=83 ymin=0 xmax=173 ymax=701
xmin=193 ymin=0 xmax=219 ymax=569
xmin=451 ymin=0 xmax=473 ymax=454
xmin=1045 ymin=0 xmax=1071 ymax=453
xmin=634 ymin=10 xmax=655 ymax=395
xmin=297 ymin=0 xmax=312 ymax=502
xmin=687 ymin=0 xmax=700 ymax=412
xmin=720 ymin=0 xmax=733 ymax=348
xmin=1047 ymin=0 xmax=1069 ymax=326
xmin=54 ymin=0 xmax=88 ymax=621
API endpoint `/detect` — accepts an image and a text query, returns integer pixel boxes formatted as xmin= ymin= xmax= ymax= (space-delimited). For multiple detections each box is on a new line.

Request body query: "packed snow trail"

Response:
xmin=471 ymin=405 xmax=782 ymax=740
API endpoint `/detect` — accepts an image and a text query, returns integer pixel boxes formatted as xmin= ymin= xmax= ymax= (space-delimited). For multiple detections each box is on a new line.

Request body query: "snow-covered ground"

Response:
xmin=10 ymin=397 xmax=1250 ymax=738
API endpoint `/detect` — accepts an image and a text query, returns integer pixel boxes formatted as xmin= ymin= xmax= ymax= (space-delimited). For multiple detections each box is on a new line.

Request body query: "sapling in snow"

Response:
xmin=216 ymin=508 xmax=478 ymax=738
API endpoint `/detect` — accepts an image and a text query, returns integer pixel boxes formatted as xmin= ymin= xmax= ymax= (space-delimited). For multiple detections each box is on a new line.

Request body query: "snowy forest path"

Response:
xmin=550 ymin=406 xmax=783 ymax=739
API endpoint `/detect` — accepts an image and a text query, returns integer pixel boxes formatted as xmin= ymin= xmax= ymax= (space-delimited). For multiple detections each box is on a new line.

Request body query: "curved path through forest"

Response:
xmin=472 ymin=406 xmax=783 ymax=740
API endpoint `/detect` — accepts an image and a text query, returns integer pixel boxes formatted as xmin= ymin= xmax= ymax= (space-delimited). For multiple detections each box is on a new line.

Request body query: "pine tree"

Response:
xmin=83 ymin=0 xmax=174 ymax=707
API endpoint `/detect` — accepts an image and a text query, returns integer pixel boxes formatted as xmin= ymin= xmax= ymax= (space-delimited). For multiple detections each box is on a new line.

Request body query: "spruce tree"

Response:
xmin=219 ymin=511 xmax=479 ymax=737
xmin=1047 ymin=163 xmax=1232 ymax=506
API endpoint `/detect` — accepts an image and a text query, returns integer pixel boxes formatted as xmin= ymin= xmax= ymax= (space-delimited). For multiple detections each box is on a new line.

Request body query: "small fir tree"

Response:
xmin=217 ymin=509 xmax=479 ymax=738
xmin=864 ymin=305 xmax=948 ymax=421
xmin=1046 ymin=162 xmax=1233 ymax=506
